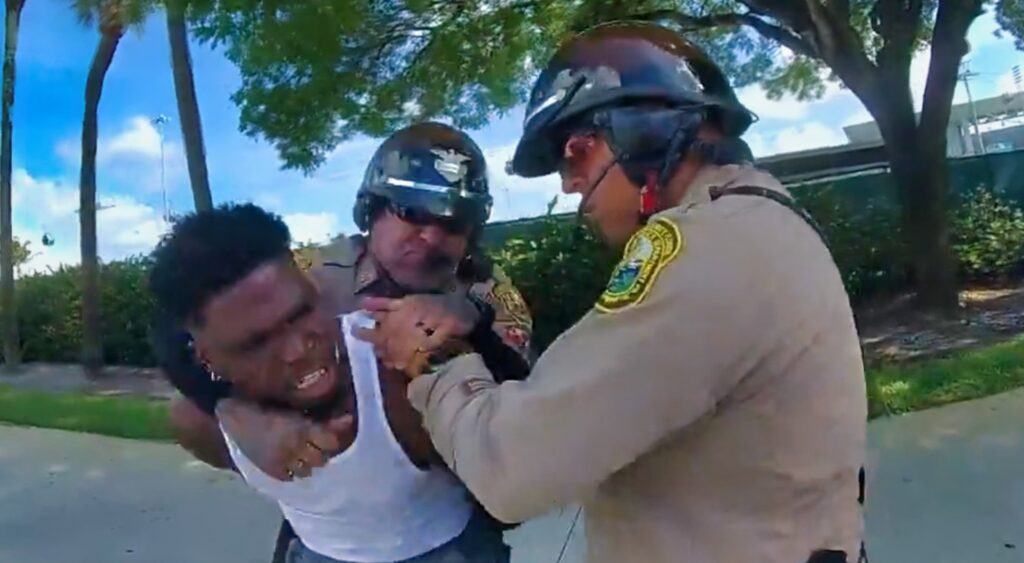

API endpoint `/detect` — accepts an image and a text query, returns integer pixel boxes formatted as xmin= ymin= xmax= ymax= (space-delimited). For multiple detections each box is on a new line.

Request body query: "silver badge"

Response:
xmin=431 ymin=148 xmax=471 ymax=183
xmin=676 ymin=60 xmax=704 ymax=92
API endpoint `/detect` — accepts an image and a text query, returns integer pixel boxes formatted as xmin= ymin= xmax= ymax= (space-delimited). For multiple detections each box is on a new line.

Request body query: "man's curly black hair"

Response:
xmin=149 ymin=203 xmax=292 ymax=326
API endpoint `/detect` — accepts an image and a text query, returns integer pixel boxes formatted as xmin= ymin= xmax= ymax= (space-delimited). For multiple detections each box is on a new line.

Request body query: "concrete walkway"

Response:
xmin=1 ymin=390 xmax=1023 ymax=562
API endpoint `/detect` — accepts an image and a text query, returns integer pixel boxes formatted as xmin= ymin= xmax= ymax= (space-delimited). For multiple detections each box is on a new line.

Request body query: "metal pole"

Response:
xmin=960 ymin=62 xmax=987 ymax=156
xmin=152 ymin=115 xmax=170 ymax=222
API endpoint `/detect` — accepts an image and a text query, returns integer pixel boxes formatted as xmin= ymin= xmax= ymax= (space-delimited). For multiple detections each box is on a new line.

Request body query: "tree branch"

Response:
xmin=918 ymin=0 xmax=984 ymax=142
xmin=825 ymin=0 xmax=851 ymax=23
xmin=629 ymin=8 xmax=819 ymax=59
xmin=873 ymin=0 xmax=926 ymax=75
xmin=792 ymin=0 xmax=881 ymax=103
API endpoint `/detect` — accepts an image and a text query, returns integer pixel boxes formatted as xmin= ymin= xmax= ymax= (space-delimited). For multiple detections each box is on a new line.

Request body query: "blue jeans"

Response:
xmin=285 ymin=509 xmax=510 ymax=563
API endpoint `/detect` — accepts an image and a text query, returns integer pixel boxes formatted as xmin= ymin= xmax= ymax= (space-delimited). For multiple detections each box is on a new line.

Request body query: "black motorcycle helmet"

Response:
xmin=508 ymin=21 xmax=755 ymax=180
xmin=354 ymin=122 xmax=493 ymax=233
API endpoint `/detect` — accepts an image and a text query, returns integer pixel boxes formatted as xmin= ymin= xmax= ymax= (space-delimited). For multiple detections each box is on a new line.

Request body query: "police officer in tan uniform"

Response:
xmin=359 ymin=23 xmax=868 ymax=563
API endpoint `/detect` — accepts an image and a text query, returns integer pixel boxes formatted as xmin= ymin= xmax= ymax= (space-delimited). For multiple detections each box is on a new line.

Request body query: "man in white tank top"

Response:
xmin=149 ymin=203 xmax=510 ymax=563
xmin=152 ymin=123 xmax=536 ymax=563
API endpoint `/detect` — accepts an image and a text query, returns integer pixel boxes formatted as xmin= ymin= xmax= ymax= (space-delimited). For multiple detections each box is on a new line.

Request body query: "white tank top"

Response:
xmin=222 ymin=312 xmax=472 ymax=562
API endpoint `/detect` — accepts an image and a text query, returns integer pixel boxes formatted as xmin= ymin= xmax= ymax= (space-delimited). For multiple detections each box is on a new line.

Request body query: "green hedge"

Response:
xmin=13 ymin=257 xmax=156 ymax=366
xmin=491 ymin=186 xmax=1024 ymax=355
xmin=3 ymin=187 xmax=1022 ymax=366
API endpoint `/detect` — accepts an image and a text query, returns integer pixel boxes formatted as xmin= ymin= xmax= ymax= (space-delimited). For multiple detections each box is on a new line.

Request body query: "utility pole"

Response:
xmin=960 ymin=61 xmax=987 ymax=156
xmin=151 ymin=115 xmax=171 ymax=222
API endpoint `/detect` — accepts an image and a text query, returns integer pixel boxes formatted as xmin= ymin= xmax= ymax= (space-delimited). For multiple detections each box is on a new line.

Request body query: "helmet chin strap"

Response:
xmin=574 ymin=155 xmax=620 ymax=224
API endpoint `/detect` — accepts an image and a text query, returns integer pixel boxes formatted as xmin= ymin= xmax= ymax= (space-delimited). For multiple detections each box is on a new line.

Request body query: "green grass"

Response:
xmin=0 ymin=385 xmax=171 ymax=441
xmin=866 ymin=336 xmax=1024 ymax=418
xmin=3 ymin=338 xmax=1024 ymax=441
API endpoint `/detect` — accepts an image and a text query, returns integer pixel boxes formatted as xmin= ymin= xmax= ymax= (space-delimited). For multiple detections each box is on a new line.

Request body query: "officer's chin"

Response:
xmin=393 ymin=263 xmax=457 ymax=292
xmin=583 ymin=216 xmax=630 ymax=251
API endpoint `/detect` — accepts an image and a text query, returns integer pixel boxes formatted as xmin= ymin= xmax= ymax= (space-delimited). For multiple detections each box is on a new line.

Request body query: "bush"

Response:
xmin=951 ymin=187 xmax=1024 ymax=281
xmin=14 ymin=257 xmax=156 ymax=366
xmin=490 ymin=188 xmax=916 ymax=355
xmin=793 ymin=186 xmax=910 ymax=302
xmin=5 ymin=184 xmax=1024 ymax=366
xmin=491 ymin=215 xmax=617 ymax=353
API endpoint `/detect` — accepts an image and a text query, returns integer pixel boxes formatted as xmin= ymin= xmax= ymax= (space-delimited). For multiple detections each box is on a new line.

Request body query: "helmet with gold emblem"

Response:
xmin=354 ymin=122 xmax=493 ymax=234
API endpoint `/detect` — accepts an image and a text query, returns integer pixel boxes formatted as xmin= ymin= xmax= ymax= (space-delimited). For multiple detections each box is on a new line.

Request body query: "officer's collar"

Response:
xmin=675 ymin=163 xmax=784 ymax=210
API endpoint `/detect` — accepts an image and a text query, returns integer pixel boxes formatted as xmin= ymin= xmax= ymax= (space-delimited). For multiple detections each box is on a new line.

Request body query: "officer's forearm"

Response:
xmin=409 ymin=355 xmax=584 ymax=523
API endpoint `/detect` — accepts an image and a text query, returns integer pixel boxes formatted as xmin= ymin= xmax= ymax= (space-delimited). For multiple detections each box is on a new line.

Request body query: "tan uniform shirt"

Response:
xmin=408 ymin=165 xmax=867 ymax=563
xmin=301 ymin=235 xmax=533 ymax=360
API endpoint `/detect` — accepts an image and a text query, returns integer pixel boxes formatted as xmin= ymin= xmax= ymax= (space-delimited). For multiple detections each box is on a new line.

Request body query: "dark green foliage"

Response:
xmin=491 ymin=214 xmax=617 ymax=353
xmin=12 ymin=257 xmax=156 ymax=366
xmin=182 ymin=0 xmax=1019 ymax=173
xmin=179 ymin=0 xmax=854 ymax=172
xmin=996 ymin=0 xmax=1024 ymax=50
xmin=491 ymin=183 xmax=1024 ymax=355
xmin=8 ymin=183 xmax=1024 ymax=365
xmin=951 ymin=186 xmax=1024 ymax=281
xmin=792 ymin=185 xmax=910 ymax=301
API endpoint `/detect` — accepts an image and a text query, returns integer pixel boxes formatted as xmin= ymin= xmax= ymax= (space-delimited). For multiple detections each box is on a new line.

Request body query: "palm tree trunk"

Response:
xmin=80 ymin=30 xmax=121 ymax=376
xmin=0 ymin=0 xmax=25 ymax=371
xmin=167 ymin=1 xmax=213 ymax=212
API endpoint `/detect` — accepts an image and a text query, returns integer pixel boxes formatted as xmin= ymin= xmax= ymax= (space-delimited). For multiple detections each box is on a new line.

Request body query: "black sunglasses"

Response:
xmin=388 ymin=202 xmax=473 ymax=235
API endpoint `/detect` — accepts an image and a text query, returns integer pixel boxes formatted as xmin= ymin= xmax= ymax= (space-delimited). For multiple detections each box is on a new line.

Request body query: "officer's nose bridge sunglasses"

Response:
xmin=387 ymin=201 xmax=473 ymax=236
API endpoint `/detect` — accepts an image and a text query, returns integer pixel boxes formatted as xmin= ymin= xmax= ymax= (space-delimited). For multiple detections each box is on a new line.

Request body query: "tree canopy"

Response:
xmin=190 ymin=1 xmax=1021 ymax=173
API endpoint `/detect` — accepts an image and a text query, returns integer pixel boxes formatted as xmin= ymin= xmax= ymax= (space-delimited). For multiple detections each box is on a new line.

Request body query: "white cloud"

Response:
xmin=480 ymin=142 xmax=581 ymax=222
xmin=968 ymin=10 xmax=1002 ymax=48
xmin=11 ymin=167 xmax=170 ymax=274
xmin=997 ymin=69 xmax=1022 ymax=96
xmin=58 ymin=116 xmax=182 ymax=165
xmin=746 ymin=121 xmax=847 ymax=158
xmin=775 ymin=122 xmax=847 ymax=153
xmin=737 ymin=85 xmax=809 ymax=121
xmin=56 ymin=115 xmax=187 ymax=197
xmin=254 ymin=192 xmax=285 ymax=210
xmin=842 ymin=107 xmax=873 ymax=127
xmin=104 ymin=116 xmax=165 ymax=161
xmin=284 ymin=212 xmax=341 ymax=245
xmin=11 ymin=168 xmax=79 ymax=222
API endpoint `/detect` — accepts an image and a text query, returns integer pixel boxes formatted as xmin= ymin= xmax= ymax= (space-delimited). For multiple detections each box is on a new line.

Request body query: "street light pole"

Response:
xmin=151 ymin=115 xmax=171 ymax=222
xmin=960 ymin=61 xmax=987 ymax=156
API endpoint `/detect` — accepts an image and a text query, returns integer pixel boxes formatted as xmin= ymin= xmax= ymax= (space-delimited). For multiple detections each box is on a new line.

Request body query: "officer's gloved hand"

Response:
xmin=215 ymin=399 xmax=354 ymax=481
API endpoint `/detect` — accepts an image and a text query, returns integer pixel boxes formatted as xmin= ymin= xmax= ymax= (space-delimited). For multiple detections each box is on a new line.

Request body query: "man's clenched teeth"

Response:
xmin=296 ymin=368 xmax=327 ymax=390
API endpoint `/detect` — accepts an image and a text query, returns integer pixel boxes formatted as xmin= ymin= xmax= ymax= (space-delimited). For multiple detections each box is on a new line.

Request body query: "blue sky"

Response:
xmin=7 ymin=4 xmax=1022 ymax=273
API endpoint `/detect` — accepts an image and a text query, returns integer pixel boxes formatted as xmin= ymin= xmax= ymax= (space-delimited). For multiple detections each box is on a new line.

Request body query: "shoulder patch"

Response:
xmin=492 ymin=281 xmax=532 ymax=328
xmin=596 ymin=217 xmax=683 ymax=313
